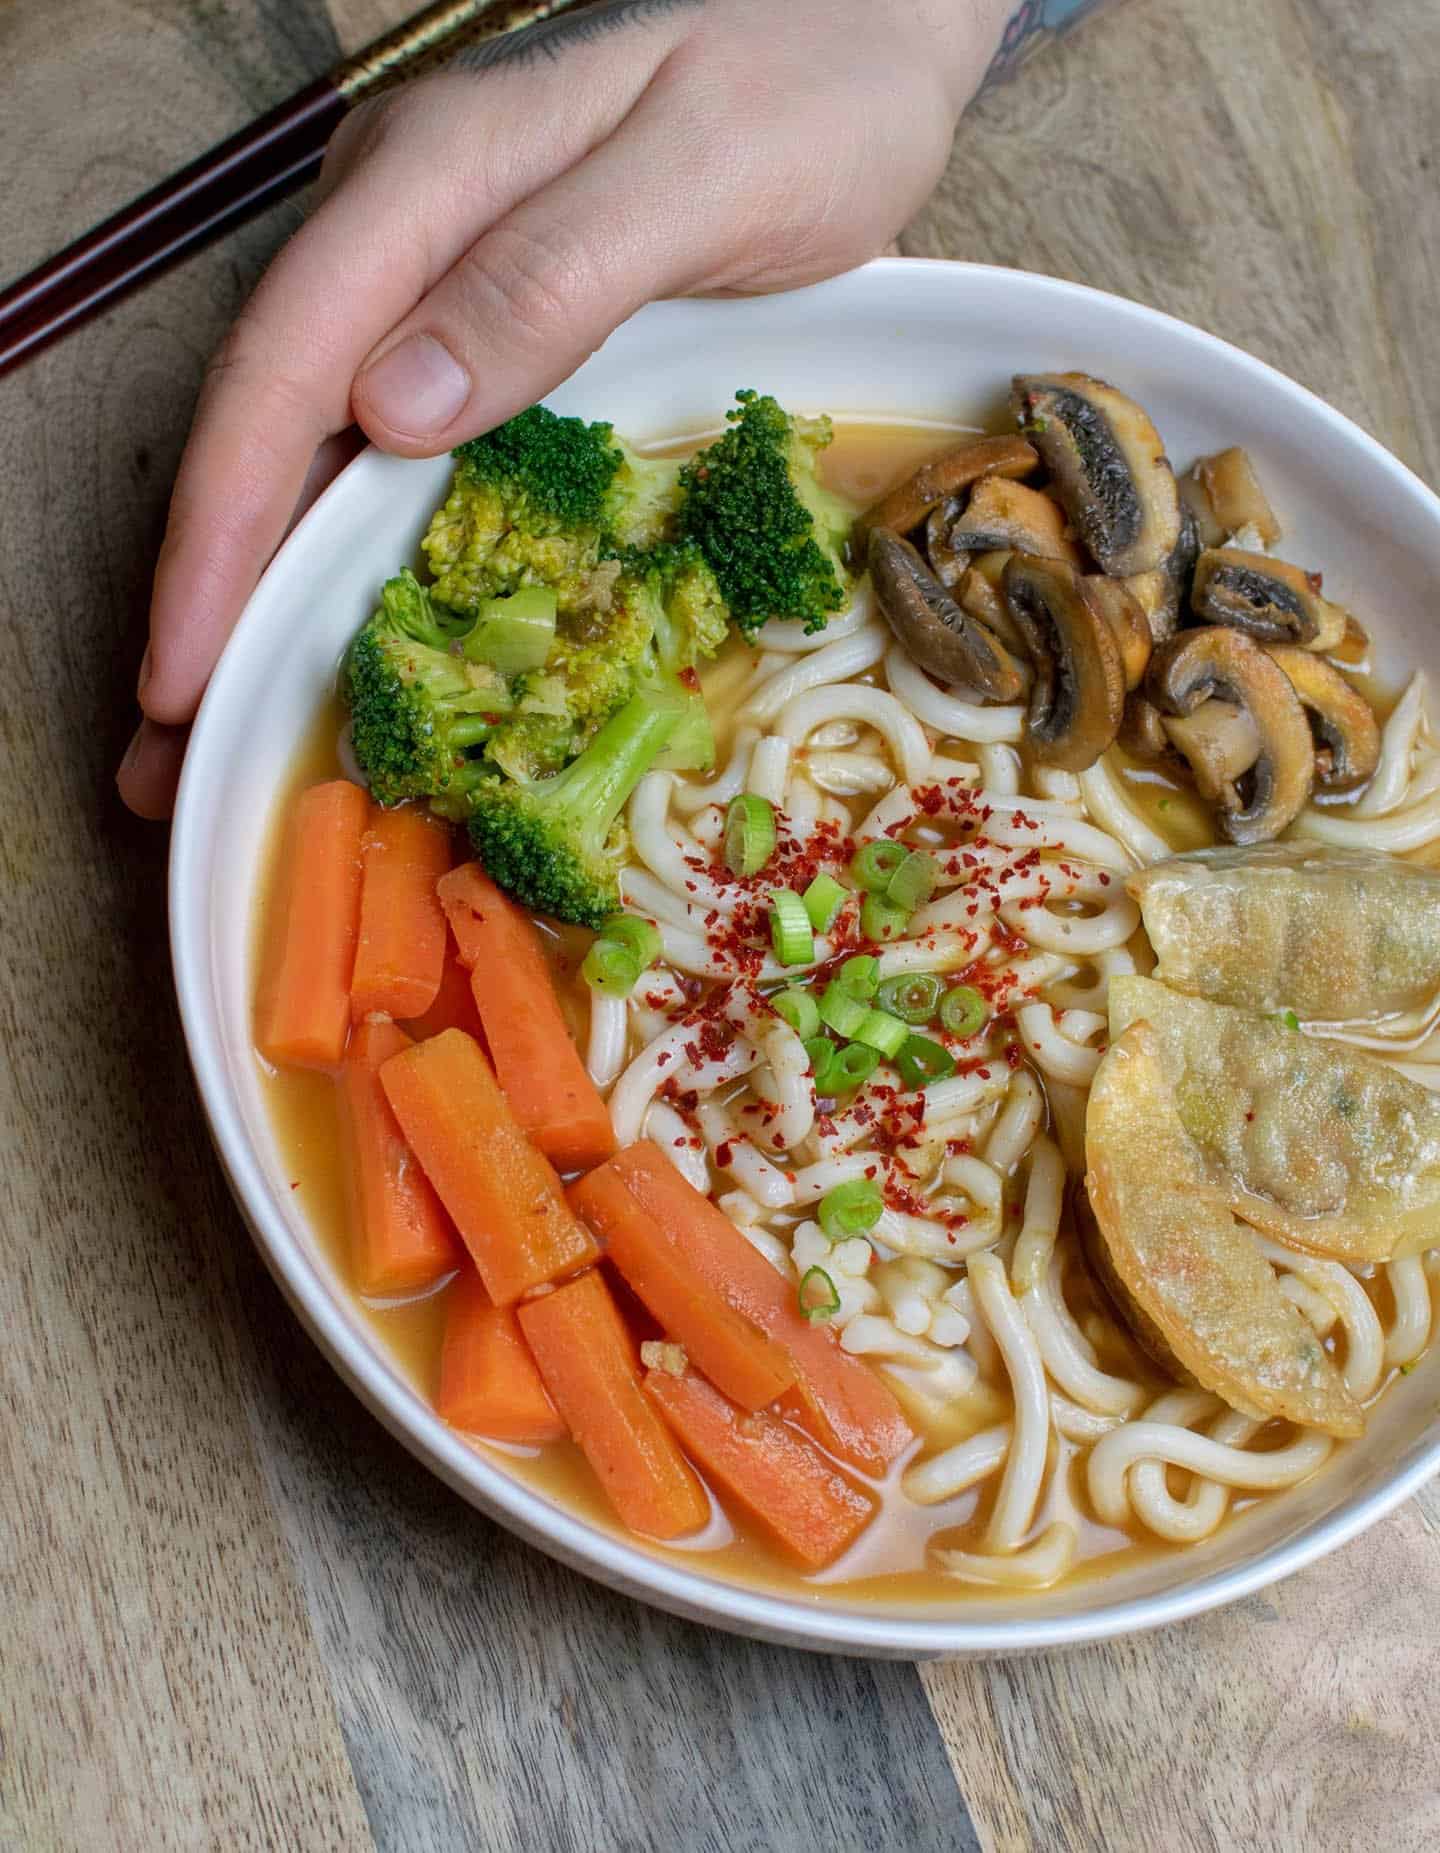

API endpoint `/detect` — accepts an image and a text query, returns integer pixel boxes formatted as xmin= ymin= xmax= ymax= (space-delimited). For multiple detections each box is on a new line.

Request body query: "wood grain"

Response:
xmin=1 ymin=0 xmax=1437 ymax=1848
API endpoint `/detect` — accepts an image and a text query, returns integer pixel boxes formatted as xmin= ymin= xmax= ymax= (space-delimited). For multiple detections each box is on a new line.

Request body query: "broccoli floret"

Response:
xmin=623 ymin=542 xmax=731 ymax=772
xmin=678 ymin=390 xmax=854 ymax=637
xmin=422 ymin=406 xmax=684 ymax=616
xmin=467 ymin=692 xmax=683 ymax=927
xmin=345 ymin=572 xmax=511 ymax=814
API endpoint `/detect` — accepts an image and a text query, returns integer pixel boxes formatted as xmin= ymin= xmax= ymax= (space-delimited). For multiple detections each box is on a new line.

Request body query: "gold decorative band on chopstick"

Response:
xmin=333 ymin=0 xmax=587 ymax=104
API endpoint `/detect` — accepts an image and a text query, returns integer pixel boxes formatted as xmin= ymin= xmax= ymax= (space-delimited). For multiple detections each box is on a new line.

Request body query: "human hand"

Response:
xmin=118 ymin=0 xmax=1009 ymax=817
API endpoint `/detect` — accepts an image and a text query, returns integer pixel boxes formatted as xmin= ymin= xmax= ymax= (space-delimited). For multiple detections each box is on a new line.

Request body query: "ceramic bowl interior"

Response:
xmin=170 ymin=259 xmax=1440 ymax=1657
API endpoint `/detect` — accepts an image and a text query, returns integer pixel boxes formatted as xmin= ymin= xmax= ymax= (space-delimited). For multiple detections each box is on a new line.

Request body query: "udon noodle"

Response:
xmin=596 ymin=596 xmax=1440 ymax=1588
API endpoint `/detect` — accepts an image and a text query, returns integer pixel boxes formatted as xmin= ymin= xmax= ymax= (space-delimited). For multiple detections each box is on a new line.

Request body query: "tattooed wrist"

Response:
xmin=452 ymin=0 xmax=704 ymax=74
xmin=984 ymin=0 xmax=1117 ymax=86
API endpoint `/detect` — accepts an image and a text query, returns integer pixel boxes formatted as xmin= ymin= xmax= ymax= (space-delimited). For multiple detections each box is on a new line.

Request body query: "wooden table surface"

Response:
xmin=3 ymin=2 xmax=1438 ymax=1848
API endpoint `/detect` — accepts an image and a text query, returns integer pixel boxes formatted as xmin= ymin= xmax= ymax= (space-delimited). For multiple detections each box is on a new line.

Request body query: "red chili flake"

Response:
xmin=290 ymin=1181 xmax=300 ymax=1191
xmin=656 ymin=1051 xmax=672 ymax=1067
xmin=716 ymin=1140 xmax=735 ymax=1166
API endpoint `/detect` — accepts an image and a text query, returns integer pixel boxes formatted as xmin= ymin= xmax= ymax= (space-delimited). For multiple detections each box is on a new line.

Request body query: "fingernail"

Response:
xmin=360 ymin=334 xmax=470 ymax=437
xmin=121 ymin=722 xmax=146 ymax=772
xmin=137 ymin=644 xmax=152 ymax=701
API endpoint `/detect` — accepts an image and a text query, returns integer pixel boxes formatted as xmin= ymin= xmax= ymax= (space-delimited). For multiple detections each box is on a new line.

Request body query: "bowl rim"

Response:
xmin=170 ymin=257 xmax=1440 ymax=1657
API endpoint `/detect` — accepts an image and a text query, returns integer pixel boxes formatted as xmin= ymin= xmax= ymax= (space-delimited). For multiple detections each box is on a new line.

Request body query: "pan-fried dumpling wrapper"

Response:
xmin=1127 ymin=844 xmax=1440 ymax=1031
xmin=1109 ymin=974 xmax=1440 ymax=1260
xmin=1085 ymin=1025 xmax=1362 ymax=1436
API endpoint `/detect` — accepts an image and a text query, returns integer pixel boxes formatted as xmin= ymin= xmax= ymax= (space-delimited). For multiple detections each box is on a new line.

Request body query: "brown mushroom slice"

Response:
xmin=1177 ymin=468 xmax=1227 ymax=550
xmin=948 ymin=476 xmax=1085 ymax=567
xmin=1192 ymin=446 xmax=1282 ymax=548
xmin=1109 ymin=974 xmax=1440 ymax=1265
xmin=954 ymin=559 xmax=1029 ymax=658
xmin=855 ymin=434 xmax=1038 ymax=546
xmin=1010 ymin=372 xmax=1182 ymax=576
xmin=1161 ymin=700 xmax=1261 ymax=808
xmin=1122 ymin=502 xmax=1199 ymax=643
xmin=1081 ymin=576 xmax=1152 ymax=690
xmin=1085 ymin=1022 xmax=1363 ymax=1437
xmin=1117 ymin=691 xmax=1170 ymax=761
xmin=1191 ymin=547 xmax=1348 ymax=651
xmin=1265 ymin=645 xmax=1381 ymax=792
xmin=1147 ymin=627 xmax=1314 ymax=843
xmin=1002 ymin=553 xmax=1125 ymax=770
xmin=925 ymin=497 xmax=968 ymax=588
xmin=868 ymin=528 xmax=1026 ymax=701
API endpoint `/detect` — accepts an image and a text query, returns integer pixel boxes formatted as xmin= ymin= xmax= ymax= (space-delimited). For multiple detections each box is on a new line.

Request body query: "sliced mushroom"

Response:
xmin=1147 ymin=627 xmax=1315 ymax=843
xmin=946 ymin=475 xmax=1085 ymax=567
xmin=1117 ymin=691 xmax=1170 ymax=761
xmin=1161 ymin=700 xmax=1261 ymax=805
xmin=1266 ymin=644 xmax=1381 ymax=792
xmin=1122 ymin=501 xmax=1199 ymax=643
xmin=855 ymin=434 xmax=1038 ymax=546
xmin=869 ymin=527 xmax=1026 ymax=701
xmin=1178 ymin=468 xmax=1227 ymax=550
xmin=1081 ymin=576 xmax=1152 ymax=691
xmin=1191 ymin=547 xmax=1348 ymax=651
xmin=1010 ymin=372 xmax=1181 ymax=576
xmin=1002 ymin=553 xmax=1125 ymax=770
xmin=925 ymin=497 xmax=967 ymax=588
xmin=954 ymin=557 xmax=1030 ymax=659
xmin=1191 ymin=446 xmax=1282 ymax=548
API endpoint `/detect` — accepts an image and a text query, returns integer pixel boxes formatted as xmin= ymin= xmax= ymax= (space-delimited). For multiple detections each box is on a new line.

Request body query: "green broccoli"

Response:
xmin=678 ymin=389 xmax=854 ymax=637
xmin=625 ymin=542 xmax=731 ymax=772
xmin=345 ymin=571 xmax=512 ymax=814
xmin=467 ymin=692 xmax=684 ymax=928
xmin=422 ymin=404 xmax=682 ymax=616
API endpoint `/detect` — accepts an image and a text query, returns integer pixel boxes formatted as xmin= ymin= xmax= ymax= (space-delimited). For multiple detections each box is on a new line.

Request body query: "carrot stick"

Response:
xmin=256 ymin=779 xmax=369 ymax=1069
xmin=607 ymin=1143 xmax=913 ymax=1476
xmin=518 ymin=1270 xmax=708 ymax=1540
xmin=400 ymin=948 xmax=484 ymax=1044
xmin=644 ymin=1368 xmax=874 ymax=1568
xmin=437 ymin=863 xmax=615 ymax=1173
xmin=338 ymin=1017 xmax=462 ymax=1296
xmin=437 ymin=1267 xmax=566 ymax=1443
xmin=379 ymin=1029 xmax=598 ymax=1306
xmin=569 ymin=1166 xmax=795 ymax=1412
xmin=350 ymin=805 xmax=453 ymax=1022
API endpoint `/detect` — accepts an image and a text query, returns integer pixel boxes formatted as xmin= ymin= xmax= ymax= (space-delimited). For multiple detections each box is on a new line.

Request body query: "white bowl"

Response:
xmin=170 ymin=259 xmax=1440 ymax=1658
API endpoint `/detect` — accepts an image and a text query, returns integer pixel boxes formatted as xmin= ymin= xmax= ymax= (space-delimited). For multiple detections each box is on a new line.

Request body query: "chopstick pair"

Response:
xmin=0 ymin=0 xmax=596 ymax=381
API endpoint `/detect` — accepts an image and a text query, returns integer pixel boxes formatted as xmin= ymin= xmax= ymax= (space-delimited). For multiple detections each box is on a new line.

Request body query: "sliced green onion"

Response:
xmin=802 ymin=873 xmax=846 ymax=934
xmin=600 ymin=915 xmax=661 ymax=970
xmin=772 ymin=986 xmax=820 ymax=1040
xmin=833 ymin=1042 xmax=880 ymax=1091
xmin=582 ymin=939 xmax=642 ymax=998
xmin=860 ymin=893 xmax=910 ymax=943
xmin=769 ymin=889 xmax=814 ymax=966
xmin=836 ymin=954 xmax=880 ymax=1001
xmin=461 ymin=584 xmax=557 ymax=673
xmin=723 ymin=792 xmax=777 ymax=877
xmin=803 ymin=1033 xmax=835 ymax=1076
xmin=818 ymin=1178 xmax=883 ymax=1242
xmin=886 ymin=848 xmax=938 ymax=912
xmin=852 ymin=1008 xmax=909 ymax=1059
xmin=850 ymin=838 xmax=908 ymax=893
xmin=895 ymin=1034 xmax=957 ymax=1092
xmin=818 ymin=984 xmax=867 ymax=1040
xmin=798 ymin=1266 xmax=841 ymax=1323
xmin=939 ymin=984 xmax=989 ymax=1039
xmin=876 ymin=971 xmax=943 ymax=1026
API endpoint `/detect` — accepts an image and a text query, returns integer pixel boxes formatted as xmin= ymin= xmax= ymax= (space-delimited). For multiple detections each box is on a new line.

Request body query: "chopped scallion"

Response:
xmin=834 ymin=1041 xmax=879 ymax=1091
xmin=895 ymin=1033 xmax=957 ymax=1092
xmin=818 ymin=1178 xmax=883 ymax=1242
xmin=724 ymin=792 xmax=777 ymax=878
xmin=939 ymin=984 xmax=988 ymax=1039
xmin=852 ymin=1008 xmax=909 ymax=1059
xmin=581 ymin=938 xmax=642 ymax=998
xmin=768 ymin=889 xmax=814 ymax=966
xmin=835 ymin=954 xmax=880 ymax=1001
xmin=876 ymin=971 xmax=942 ymax=1026
xmin=818 ymin=984 xmax=867 ymax=1040
xmin=850 ymin=838 xmax=907 ymax=893
xmin=798 ymin=1266 xmax=841 ymax=1323
xmin=772 ymin=986 xmax=821 ymax=1040
xmin=802 ymin=872 xmax=846 ymax=934
xmin=885 ymin=848 xmax=938 ymax=912
xmin=860 ymin=892 xmax=910 ymax=942
xmin=600 ymin=914 xmax=661 ymax=970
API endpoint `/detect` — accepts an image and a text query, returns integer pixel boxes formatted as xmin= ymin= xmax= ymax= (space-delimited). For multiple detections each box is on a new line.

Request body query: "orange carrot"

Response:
xmin=379 ymin=1029 xmax=599 ymax=1306
xmin=644 ymin=1368 xmax=874 ymax=1568
xmin=569 ymin=1166 xmax=795 ymax=1412
xmin=256 ymin=779 xmax=369 ymax=1069
xmin=518 ymin=1270 xmax=709 ymax=1539
xmin=350 ymin=806 xmax=453 ymax=1021
xmin=607 ymin=1143 xmax=913 ymax=1476
xmin=401 ymin=947 xmax=485 ymax=1044
xmin=437 ymin=1267 xmax=566 ymax=1443
xmin=437 ymin=863 xmax=615 ymax=1173
xmin=338 ymin=1017 xmax=462 ymax=1296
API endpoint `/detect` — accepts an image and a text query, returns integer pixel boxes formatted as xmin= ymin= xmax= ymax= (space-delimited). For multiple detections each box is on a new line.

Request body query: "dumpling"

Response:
xmin=1108 ymin=974 xmax=1440 ymax=1261
xmin=1127 ymin=843 xmax=1440 ymax=1031
xmin=1085 ymin=1024 xmax=1362 ymax=1436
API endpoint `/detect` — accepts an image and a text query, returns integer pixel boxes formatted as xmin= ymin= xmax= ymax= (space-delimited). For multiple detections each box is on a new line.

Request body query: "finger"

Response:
xmin=116 ymin=719 xmax=189 ymax=821
xmin=141 ymin=51 xmax=668 ymax=728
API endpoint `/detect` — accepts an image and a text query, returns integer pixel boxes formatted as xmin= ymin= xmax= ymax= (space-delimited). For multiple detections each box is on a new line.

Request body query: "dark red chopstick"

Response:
xmin=0 ymin=1 xmax=591 ymax=382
